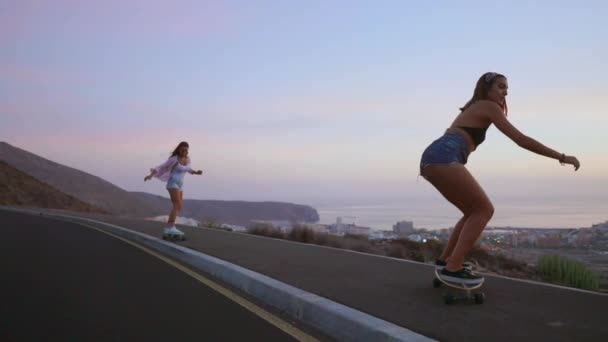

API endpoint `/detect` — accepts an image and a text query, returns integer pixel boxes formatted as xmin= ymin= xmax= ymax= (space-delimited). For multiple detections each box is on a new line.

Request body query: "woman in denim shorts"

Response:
xmin=144 ymin=141 xmax=203 ymax=237
xmin=420 ymin=72 xmax=580 ymax=285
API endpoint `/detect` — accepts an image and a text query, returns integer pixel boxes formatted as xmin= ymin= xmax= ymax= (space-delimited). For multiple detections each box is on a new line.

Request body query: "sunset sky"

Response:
xmin=2 ymin=0 xmax=607 ymax=206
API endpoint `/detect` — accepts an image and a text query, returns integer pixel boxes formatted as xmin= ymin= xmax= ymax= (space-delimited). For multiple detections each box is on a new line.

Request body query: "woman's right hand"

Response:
xmin=562 ymin=155 xmax=580 ymax=171
xmin=144 ymin=175 xmax=152 ymax=181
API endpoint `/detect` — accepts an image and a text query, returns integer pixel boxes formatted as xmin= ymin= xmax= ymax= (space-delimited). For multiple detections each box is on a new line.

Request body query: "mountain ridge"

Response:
xmin=0 ymin=160 xmax=106 ymax=213
xmin=0 ymin=142 xmax=319 ymax=225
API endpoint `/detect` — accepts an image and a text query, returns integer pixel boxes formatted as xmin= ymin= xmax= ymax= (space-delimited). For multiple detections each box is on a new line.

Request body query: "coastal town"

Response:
xmin=198 ymin=216 xmax=608 ymax=283
xmin=234 ymin=217 xmax=608 ymax=252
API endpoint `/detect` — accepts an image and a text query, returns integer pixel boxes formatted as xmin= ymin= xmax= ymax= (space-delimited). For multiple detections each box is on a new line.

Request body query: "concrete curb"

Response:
xmin=4 ymin=208 xmax=435 ymax=342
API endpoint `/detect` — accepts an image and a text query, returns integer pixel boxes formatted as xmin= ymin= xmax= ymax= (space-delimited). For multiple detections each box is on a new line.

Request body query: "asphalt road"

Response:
xmin=29 ymin=209 xmax=608 ymax=342
xmin=0 ymin=211 xmax=300 ymax=341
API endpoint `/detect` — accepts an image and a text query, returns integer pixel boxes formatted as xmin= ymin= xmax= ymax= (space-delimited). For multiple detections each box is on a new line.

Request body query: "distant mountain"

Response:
xmin=131 ymin=192 xmax=320 ymax=226
xmin=0 ymin=142 xmax=158 ymax=216
xmin=0 ymin=160 xmax=106 ymax=213
xmin=0 ymin=142 xmax=320 ymax=224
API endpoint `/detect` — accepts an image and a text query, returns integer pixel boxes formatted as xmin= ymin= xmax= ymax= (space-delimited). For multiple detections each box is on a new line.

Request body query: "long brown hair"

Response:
xmin=170 ymin=141 xmax=189 ymax=157
xmin=460 ymin=72 xmax=508 ymax=115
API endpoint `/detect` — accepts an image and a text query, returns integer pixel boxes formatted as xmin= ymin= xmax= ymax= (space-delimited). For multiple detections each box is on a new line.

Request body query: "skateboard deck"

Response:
xmin=162 ymin=233 xmax=186 ymax=241
xmin=433 ymin=268 xmax=485 ymax=304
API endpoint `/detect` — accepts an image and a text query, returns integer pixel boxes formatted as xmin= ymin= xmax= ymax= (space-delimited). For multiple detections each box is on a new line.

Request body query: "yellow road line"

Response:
xmin=74 ymin=221 xmax=319 ymax=342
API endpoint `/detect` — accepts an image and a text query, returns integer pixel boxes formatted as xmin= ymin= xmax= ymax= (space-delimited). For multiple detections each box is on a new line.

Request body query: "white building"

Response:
xmin=300 ymin=223 xmax=330 ymax=233
xmin=407 ymin=234 xmax=423 ymax=242
xmin=343 ymin=225 xmax=372 ymax=236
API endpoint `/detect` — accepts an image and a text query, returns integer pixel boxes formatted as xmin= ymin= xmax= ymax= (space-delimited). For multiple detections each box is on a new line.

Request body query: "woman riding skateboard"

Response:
xmin=419 ymin=72 xmax=580 ymax=284
xmin=144 ymin=141 xmax=203 ymax=239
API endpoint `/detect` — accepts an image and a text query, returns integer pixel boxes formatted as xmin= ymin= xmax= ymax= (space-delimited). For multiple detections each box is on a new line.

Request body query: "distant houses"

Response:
xmin=482 ymin=221 xmax=608 ymax=250
xmin=330 ymin=216 xmax=372 ymax=236
xmin=179 ymin=213 xmax=608 ymax=251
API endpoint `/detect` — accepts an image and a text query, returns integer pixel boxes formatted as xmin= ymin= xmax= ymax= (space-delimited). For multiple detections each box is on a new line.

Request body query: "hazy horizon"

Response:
xmin=2 ymin=139 xmax=606 ymax=230
xmin=2 ymin=1 xmax=607 ymax=228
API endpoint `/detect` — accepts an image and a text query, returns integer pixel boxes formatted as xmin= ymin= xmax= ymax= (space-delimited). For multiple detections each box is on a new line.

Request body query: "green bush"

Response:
xmin=537 ymin=255 xmax=599 ymax=290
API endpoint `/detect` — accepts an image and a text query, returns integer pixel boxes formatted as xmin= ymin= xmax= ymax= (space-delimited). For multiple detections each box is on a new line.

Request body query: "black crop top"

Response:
xmin=458 ymin=126 xmax=488 ymax=147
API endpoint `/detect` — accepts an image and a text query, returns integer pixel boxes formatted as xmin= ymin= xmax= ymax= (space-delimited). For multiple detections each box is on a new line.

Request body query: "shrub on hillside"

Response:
xmin=247 ymin=223 xmax=284 ymax=239
xmin=287 ymin=225 xmax=318 ymax=244
xmin=537 ymin=254 xmax=599 ymax=290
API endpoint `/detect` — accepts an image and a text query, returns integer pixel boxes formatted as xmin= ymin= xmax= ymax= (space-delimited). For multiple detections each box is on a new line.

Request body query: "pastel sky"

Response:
xmin=1 ymin=0 xmax=607 ymax=206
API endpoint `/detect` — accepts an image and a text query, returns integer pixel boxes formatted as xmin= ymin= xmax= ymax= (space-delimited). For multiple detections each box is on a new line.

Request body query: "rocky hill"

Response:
xmin=1 ymin=142 xmax=320 ymax=224
xmin=132 ymin=192 xmax=319 ymax=226
xmin=0 ymin=142 xmax=157 ymax=216
xmin=0 ymin=160 xmax=106 ymax=213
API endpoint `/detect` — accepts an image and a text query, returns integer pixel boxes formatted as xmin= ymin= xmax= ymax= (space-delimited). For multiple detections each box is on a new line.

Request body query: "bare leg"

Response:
xmin=421 ymin=164 xmax=494 ymax=272
xmin=167 ymin=188 xmax=182 ymax=225
xmin=439 ymin=215 xmax=469 ymax=262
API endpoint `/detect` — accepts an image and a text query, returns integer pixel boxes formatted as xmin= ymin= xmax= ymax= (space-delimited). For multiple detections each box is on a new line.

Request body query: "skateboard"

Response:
xmin=433 ymin=269 xmax=485 ymax=304
xmin=162 ymin=232 xmax=187 ymax=241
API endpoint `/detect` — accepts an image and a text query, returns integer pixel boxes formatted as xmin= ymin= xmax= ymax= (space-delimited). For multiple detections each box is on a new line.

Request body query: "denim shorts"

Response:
xmin=166 ymin=176 xmax=183 ymax=190
xmin=419 ymin=132 xmax=469 ymax=175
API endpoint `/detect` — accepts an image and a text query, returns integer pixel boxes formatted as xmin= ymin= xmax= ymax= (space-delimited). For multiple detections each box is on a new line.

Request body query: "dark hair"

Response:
xmin=170 ymin=141 xmax=189 ymax=157
xmin=460 ymin=72 xmax=508 ymax=115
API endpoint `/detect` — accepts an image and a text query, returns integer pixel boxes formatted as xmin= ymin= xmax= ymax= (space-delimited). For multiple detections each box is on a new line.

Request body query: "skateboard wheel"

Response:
xmin=474 ymin=293 xmax=485 ymax=304
xmin=433 ymin=278 xmax=442 ymax=288
xmin=443 ymin=294 xmax=455 ymax=305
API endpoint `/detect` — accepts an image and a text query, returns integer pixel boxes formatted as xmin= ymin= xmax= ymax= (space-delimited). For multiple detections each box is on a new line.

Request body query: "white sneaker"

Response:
xmin=163 ymin=226 xmax=184 ymax=236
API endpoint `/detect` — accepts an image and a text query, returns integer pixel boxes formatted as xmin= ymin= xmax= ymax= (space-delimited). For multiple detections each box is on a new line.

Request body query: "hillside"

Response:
xmin=0 ymin=142 xmax=320 ymax=224
xmin=131 ymin=192 xmax=319 ymax=226
xmin=0 ymin=160 xmax=106 ymax=213
xmin=0 ymin=142 xmax=158 ymax=216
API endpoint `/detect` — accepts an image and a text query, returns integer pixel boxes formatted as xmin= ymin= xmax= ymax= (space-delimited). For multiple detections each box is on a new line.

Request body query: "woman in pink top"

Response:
xmin=144 ymin=141 xmax=203 ymax=237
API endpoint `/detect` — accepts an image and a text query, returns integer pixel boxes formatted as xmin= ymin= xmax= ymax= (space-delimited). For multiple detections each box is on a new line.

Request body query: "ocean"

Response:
xmin=313 ymin=198 xmax=607 ymax=231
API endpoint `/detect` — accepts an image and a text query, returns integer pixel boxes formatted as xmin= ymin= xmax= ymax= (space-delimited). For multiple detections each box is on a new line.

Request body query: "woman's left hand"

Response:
xmin=196 ymin=170 xmax=203 ymax=175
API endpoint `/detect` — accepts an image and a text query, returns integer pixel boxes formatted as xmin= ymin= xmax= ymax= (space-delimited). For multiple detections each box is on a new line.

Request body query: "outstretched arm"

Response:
xmin=186 ymin=157 xmax=202 ymax=175
xmin=485 ymin=102 xmax=580 ymax=171
xmin=144 ymin=168 xmax=157 ymax=181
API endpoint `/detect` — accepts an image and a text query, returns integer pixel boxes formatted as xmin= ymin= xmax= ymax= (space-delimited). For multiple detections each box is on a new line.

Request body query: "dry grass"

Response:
xmin=246 ymin=223 xmax=542 ymax=281
xmin=248 ymin=223 xmax=285 ymax=239
xmin=383 ymin=238 xmax=444 ymax=262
